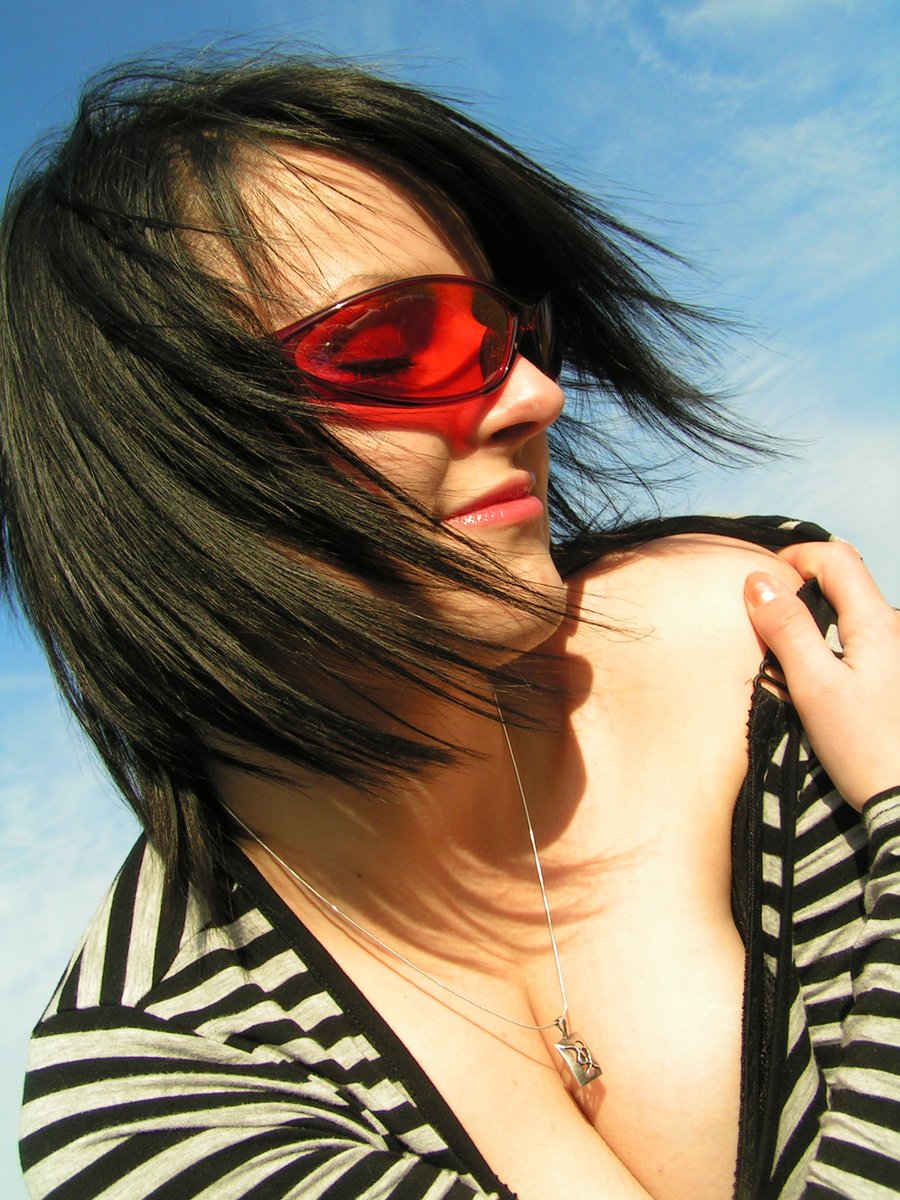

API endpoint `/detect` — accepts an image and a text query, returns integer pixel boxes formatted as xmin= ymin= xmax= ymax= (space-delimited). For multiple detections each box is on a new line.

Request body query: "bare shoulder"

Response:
xmin=563 ymin=533 xmax=806 ymax=688
xmin=582 ymin=531 xmax=803 ymax=599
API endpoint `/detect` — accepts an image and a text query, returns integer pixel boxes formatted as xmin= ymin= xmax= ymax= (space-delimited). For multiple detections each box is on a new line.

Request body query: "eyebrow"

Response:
xmin=311 ymin=271 xmax=431 ymax=307
xmin=281 ymin=269 xmax=486 ymax=330
xmin=272 ymin=277 xmax=391 ymax=340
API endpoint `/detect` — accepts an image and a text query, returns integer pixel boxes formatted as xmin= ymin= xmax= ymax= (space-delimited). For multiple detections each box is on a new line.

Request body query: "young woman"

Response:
xmin=3 ymin=55 xmax=898 ymax=1200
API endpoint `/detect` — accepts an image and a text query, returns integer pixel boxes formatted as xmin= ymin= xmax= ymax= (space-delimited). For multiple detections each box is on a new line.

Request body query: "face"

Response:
xmin=246 ymin=148 xmax=567 ymax=651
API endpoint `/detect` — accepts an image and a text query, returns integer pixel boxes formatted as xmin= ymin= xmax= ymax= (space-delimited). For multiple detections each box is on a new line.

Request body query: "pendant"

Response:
xmin=554 ymin=1017 xmax=602 ymax=1087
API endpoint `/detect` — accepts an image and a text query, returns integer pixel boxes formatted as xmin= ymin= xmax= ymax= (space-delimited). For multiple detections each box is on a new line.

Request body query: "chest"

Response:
xmin=305 ymin=752 xmax=747 ymax=1200
xmin=413 ymin=867 xmax=743 ymax=1200
xmin=272 ymin=638 xmax=759 ymax=1197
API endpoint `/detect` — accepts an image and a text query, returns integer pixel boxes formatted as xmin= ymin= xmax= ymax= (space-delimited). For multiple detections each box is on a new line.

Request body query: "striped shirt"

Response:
xmin=19 ymin=519 xmax=900 ymax=1198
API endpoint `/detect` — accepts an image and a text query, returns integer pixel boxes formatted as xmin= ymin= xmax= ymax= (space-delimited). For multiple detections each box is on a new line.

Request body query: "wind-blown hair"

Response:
xmin=0 ymin=53 xmax=763 ymax=895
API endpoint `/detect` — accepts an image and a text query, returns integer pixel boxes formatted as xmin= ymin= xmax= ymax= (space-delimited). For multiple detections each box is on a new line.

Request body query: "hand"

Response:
xmin=744 ymin=541 xmax=900 ymax=811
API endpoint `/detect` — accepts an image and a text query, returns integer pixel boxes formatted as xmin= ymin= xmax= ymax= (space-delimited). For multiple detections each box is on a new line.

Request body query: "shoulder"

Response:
xmin=575 ymin=530 xmax=803 ymax=624
xmin=594 ymin=530 xmax=802 ymax=603
xmin=22 ymin=847 xmax=492 ymax=1200
xmin=40 ymin=838 xmax=197 ymax=1018
xmin=561 ymin=532 xmax=806 ymax=698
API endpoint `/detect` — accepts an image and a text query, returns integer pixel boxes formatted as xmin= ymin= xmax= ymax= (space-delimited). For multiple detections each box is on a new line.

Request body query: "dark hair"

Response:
xmin=0 ymin=52 xmax=764 ymax=895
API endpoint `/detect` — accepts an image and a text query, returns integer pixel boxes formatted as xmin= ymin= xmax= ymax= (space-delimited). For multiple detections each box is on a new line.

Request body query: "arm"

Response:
xmin=20 ymin=1004 xmax=503 ymax=1200
xmin=19 ymin=838 xmax=510 ymax=1200
xmin=745 ymin=543 xmax=900 ymax=1195
xmin=744 ymin=540 xmax=900 ymax=811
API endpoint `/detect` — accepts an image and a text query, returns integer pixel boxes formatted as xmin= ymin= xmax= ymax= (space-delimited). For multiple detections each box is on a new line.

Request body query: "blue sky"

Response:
xmin=2 ymin=2 xmax=898 ymax=1194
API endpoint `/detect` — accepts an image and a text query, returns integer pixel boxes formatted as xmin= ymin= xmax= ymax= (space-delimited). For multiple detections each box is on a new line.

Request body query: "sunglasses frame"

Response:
xmin=273 ymin=274 xmax=558 ymax=408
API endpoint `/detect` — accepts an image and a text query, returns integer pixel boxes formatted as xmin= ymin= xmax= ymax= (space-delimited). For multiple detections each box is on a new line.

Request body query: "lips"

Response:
xmin=442 ymin=471 xmax=542 ymax=528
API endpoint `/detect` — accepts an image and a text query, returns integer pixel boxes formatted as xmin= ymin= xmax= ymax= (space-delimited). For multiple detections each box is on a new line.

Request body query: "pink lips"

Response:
xmin=443 ymin=472 xmax=543 ymax=529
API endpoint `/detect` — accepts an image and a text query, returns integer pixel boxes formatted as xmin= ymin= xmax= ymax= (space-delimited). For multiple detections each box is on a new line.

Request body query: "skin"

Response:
xmin=213 ymin=148 xmax=900 ymax=1200
xmin=242 ymin=148 xmax=567 ymax=653
xmin=746 ymin=542 xmax=900 ymax=810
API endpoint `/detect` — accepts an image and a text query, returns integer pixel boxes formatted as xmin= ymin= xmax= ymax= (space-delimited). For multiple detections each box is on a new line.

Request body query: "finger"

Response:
xmin=776 ymin=541 xmax=891 ymax=619
xmin=744 ymin=571 xmax=840 ymax=695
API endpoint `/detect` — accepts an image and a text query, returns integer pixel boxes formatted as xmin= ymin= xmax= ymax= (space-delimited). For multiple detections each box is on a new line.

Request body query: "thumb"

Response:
xmin=744 ymin=572 xmax=835 ymax=699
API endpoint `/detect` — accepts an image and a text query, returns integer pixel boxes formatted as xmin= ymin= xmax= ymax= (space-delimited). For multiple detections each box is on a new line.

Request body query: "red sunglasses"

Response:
xmin=274 ymin=274 xmax=559 ymax=408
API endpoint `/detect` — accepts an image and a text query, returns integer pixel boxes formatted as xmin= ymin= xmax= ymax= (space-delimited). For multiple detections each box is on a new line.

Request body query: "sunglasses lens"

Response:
xmin=287 ymin=280 xmax=514 ymax=402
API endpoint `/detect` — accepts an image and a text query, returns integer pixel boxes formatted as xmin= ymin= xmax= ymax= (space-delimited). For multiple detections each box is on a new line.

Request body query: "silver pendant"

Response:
xmin=554 ymin=1017 xmax=602 ymax=1087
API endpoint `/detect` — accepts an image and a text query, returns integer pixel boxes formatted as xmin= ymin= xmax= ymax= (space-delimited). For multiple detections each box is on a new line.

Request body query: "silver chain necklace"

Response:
xmin=223 ymin=696 xmax=601 ymax=1088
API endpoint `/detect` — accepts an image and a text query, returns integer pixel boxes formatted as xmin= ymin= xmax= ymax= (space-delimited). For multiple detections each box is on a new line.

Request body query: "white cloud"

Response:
xmin=684 ymin=343 xmax=900 ymax=602
xmin=713 ymin=102 xmax=900 ymax=319
xmin=668 ymin=0 xmax=861 ymax=37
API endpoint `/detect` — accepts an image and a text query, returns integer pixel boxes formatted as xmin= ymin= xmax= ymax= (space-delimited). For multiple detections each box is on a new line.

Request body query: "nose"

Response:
xmin=460 ymin=355 xmax=565 ymax=450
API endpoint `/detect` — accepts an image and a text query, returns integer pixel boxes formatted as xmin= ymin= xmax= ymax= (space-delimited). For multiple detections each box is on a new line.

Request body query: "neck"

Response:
xmin=212 ymin=682 xmax=580 ymax=963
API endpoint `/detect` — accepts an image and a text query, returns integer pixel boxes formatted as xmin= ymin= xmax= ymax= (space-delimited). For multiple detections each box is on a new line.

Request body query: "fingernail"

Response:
xmin=745 ymin=573 xmax=780 ymax=607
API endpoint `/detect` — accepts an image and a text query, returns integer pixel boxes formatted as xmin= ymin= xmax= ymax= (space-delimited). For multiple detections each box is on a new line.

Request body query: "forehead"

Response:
xmin=239 ymin=146 xmax=487 ymax=324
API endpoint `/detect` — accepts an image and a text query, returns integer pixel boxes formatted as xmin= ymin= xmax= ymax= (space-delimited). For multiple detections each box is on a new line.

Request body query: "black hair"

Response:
xmin=0 ymin=52 xmax=766 ymax=897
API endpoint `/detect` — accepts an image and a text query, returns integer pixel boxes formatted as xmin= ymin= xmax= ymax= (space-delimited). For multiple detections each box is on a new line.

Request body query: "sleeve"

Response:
xmin=19 ymin=1005 xmax=501 ymax=1200
xmin=800 ymin=788 xmax=900 ymax=1198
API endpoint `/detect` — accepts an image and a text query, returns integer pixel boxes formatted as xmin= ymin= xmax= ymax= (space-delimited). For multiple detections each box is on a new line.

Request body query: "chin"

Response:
xmin=440 ymin=559 xmax=568 ymax=661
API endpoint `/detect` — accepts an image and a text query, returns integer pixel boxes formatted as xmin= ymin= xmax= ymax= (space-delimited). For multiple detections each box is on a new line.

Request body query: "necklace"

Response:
xmin=224 ymin=697 xmax=601 ymax=1088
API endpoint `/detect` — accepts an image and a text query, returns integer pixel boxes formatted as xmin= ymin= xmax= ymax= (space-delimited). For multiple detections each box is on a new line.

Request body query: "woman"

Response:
xmin=3 ymin=55 xmax=898 ymax=1200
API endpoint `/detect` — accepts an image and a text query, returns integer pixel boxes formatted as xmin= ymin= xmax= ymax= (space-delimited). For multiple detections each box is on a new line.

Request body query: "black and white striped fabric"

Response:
xmin=734 ymin=694 xmax=900 ymax=1198
xmin=21 ymin=835 xmax=509 ymax=1199
xmin=19 ymin=518 xmax=900 ymax=1198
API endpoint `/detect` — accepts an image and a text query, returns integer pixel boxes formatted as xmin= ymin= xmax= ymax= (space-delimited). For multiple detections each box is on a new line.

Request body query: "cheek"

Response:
xmin=328 ymin=420 xmax=455 ymax=506
xmin=326 ymin=394 xmax=494 ymax=455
